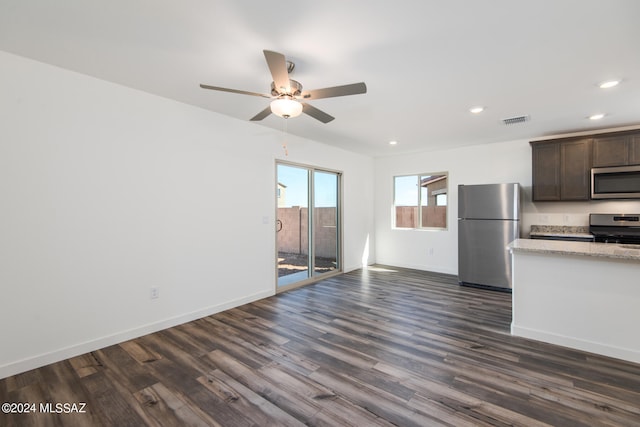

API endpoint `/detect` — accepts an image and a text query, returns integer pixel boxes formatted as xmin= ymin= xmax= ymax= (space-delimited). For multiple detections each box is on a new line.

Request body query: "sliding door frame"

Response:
xmin=275 ymin=160 xmax=343 ymax=293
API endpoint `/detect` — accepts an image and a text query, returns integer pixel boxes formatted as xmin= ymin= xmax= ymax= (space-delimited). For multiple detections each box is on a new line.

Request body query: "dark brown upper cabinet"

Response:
xmin=593 ymin=132 xmax=640 ymax=167
xmin=531 ymin=138 xmax=592 ymax=201
xmin=532 ymin=142 xmax=560 ymax=201
xmin=632 ymin=135 xmax=640 ymax=165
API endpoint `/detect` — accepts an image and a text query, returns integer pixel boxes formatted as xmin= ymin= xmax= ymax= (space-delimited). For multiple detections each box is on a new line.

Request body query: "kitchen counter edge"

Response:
xmin=507 ymin=238 xmax=640 ymax=261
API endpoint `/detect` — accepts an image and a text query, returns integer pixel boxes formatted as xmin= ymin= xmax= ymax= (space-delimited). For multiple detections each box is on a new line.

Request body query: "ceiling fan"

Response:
xmin=200 ymin=50 xmax=367 ymax=123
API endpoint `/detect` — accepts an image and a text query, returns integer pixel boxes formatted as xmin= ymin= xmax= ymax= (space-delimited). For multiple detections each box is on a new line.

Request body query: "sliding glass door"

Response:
xmin=313 ymin=170 xmax=338 ymax=276
xmin=276 ymin=163 xmax=310 ymax=286
xmin=276 ymin=162 xmax=341 ymax=289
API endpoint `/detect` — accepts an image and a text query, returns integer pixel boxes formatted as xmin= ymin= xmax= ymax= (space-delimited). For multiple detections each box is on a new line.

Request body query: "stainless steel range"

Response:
xmin=589 ymin=213 xmax=640 ymax=244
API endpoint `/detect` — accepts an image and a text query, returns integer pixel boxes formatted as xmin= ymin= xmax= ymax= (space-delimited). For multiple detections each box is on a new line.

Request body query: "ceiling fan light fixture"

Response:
xmin=270 ymin=97 xmax=303 ymax=119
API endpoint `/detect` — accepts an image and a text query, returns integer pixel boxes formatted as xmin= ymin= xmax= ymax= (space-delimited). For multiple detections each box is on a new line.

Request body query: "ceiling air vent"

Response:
xmin=502 ymin=115 xmax=530 ymax=125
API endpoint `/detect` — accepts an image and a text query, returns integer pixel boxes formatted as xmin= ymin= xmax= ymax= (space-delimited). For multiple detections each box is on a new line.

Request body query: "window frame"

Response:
xmin=393 ymin=172 xmax=448 ymax=230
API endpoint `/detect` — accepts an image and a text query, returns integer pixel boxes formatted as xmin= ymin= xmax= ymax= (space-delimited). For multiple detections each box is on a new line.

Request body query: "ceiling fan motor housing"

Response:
xmin=271 ymin=79 xmax=302 ymax=97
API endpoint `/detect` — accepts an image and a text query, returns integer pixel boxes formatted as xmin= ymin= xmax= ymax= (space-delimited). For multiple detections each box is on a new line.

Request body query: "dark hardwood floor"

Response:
xmin=2 ymin=265 xmax=640 ymax=426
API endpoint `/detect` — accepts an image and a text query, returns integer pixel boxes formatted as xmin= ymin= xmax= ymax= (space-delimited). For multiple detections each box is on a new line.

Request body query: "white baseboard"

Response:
xmin=511 ymin=324 xmax=640 ymax=365
xmin=342 ymin=263 xmax=372 ymax=273
xmin=0 ymin=289 xmax=274 ymax=379
xmin=372 ymin=259 xmax=457 ymax=276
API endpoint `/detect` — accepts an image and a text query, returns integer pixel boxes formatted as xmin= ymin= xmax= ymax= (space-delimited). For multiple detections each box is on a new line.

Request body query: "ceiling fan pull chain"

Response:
xmin=282 ymin=118 xmax=289 ymax=156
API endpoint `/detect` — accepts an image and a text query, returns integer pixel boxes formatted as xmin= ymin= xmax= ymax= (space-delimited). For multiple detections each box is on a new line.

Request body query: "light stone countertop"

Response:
xmin=528 ymin=225 xmax=593 ymax=239
xmin=507 ymin=238 xmax=640 ymax=261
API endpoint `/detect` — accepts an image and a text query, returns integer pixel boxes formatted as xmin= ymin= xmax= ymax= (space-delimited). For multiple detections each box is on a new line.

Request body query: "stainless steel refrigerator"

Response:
xmin=458 ymin=183 xmax=520 ymax=290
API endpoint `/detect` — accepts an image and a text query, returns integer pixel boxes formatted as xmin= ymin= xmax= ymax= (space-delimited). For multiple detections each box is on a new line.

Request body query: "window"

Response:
xmin=394 ymin=173 xmax=448 ymax=229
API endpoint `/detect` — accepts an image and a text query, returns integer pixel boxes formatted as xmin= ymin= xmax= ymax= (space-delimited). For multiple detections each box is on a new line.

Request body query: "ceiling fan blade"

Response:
xmin=250 ymin=106 xmax=272 ymax=121
xmin=300 ymin=82 xmax=367 ymax=100
xmin=200 ymin=84 xmax=271 ymax=98
xmin=302 ymin=103 xmax=335 ymax=123
xmin=263 ymin=50 xmax=291 ymax=94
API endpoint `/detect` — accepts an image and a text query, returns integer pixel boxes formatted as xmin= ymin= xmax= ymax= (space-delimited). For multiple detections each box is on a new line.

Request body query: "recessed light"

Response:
xmin=469 ymin=106 xmax=484 ymax=114
xmin=599 ymin=80 xmax=620 ymax=89
xmin=589 ymin=113 xmax=605 ymax=120
xmin=389 ymin=140 xmax=398 ymax=146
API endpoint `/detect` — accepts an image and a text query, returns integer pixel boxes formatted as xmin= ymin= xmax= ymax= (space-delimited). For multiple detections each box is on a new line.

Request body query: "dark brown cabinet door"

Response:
xmin=532 ymin=142 xmax=561 ymax=201
xmin=630 ymin=135 xmax=640 ymax=165
xmin=532 ymin=138 xmax=591 ymax=201
xmin=560 ymin=138 xmax=591 ymax=200
xmin=593 ymin=135 xmax=629 ymax=167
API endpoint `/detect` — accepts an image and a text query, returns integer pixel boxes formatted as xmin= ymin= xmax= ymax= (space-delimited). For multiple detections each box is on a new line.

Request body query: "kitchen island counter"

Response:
xmin=507 ymin=238 xmax=640 ymax=364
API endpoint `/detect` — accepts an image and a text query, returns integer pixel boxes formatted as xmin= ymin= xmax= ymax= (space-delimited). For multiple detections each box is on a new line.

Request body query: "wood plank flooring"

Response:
xmin=2 ymin=265 xmax=640 ymax=426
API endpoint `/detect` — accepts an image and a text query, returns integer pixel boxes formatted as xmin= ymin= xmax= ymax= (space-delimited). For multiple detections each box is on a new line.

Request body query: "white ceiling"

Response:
xmin=1 ymin=1 xmax=639 ymax=157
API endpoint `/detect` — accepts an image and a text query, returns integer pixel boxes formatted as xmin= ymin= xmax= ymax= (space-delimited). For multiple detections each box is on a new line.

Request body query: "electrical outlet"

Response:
xmin=428 ymin=248 xmax=434 ymax=256
xmin=150 ymin=287 xmax=159 ymax=300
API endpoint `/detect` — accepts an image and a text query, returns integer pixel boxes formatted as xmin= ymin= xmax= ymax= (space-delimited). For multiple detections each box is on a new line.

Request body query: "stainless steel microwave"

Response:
xmin=591 ymin=165 xmax=640 ymax=199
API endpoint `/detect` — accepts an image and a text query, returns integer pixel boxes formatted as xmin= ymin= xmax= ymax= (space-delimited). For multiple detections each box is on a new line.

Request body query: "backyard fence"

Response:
xmin=395 ymin=206 xmax=447 ymax=228
xmin=277 ymin=207 xmax=337 ymax=258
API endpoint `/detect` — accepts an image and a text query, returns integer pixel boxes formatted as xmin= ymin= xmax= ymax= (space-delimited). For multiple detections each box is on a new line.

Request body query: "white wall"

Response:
xmin=374 ymin=138 xmax=640 ymax=275
xmin=0 ymin=51 xmax=375 ymax=378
